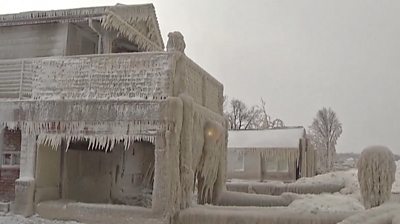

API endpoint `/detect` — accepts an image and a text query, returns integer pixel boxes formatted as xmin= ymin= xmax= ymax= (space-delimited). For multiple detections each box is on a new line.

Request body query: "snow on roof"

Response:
xmin=228 ymin=127 xmax=305 ymax=149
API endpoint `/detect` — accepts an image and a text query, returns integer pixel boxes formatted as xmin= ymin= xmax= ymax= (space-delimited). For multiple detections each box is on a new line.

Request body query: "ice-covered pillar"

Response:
xmin=179 ymin=94 xmax=194 ymax=209
xmin=152 ymin=132 xmax=168 ymax=215
xmin=102 ymin=33 xmax=115 ymax=53
xmin=14 ymin=133 xmax=37 ymax=217
xmin=152 ymin=98 xmax=183 ymax=217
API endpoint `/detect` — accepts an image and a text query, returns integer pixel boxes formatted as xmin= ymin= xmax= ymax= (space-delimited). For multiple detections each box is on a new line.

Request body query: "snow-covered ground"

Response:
xmin=0 ymin=214 xmax=81 ymax=224
xmin=288 ymin=193 xmax=364 ymax=213
xmin=287 ymin=160 xmax=400 ymax=213
xmin=1 ymin=162 xmax=398 ymax=223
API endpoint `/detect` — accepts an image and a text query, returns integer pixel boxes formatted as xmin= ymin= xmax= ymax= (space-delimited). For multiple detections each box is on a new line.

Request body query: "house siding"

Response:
xmin=0 ymin=23 xmax=68 ymax=60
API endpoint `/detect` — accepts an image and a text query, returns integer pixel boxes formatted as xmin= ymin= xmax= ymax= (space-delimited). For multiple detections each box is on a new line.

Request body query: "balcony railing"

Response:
xmin=0 ymin=52 xmax=224 ymax=114
xmin=0 ymin=60 xmax=33 ymax=99
xmin=0 ymin=52 xmax=174 ymax=100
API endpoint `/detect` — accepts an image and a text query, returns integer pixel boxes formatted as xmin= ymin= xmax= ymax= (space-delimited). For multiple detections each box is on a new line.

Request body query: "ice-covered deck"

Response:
xmin=0 ymin=51 xmax=223 ymax=112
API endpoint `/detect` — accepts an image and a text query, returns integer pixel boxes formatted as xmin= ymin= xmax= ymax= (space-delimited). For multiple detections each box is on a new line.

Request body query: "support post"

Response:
xmin=14 ymin=134 xmax=36 ymax=217
xmin=152 ymin=133 xmax=167 ymax=215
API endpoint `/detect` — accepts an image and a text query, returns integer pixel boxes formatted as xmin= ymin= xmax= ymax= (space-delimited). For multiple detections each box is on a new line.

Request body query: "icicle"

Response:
xmin=110 ymin=137 xmax=115 ymax=151
xmin=65 ymin=135 xmax=71 ymax=151
xmin=125 ymin=136 xmax=131 ymax=151
xmin=88 ymin=137 xmax=94 ymax=150
xmin=105 ymin=136 xmax=110 ymax=151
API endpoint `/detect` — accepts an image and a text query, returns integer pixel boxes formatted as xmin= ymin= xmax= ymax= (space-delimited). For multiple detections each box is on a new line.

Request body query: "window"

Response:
xmin=277 ymin=159 xmax=289 ymax=172
xmin=233 ymin=152 xmax=244 ymax=171
xmin=266 ymin=157 xmax=289 ymax=172
xmin=1 ymin=128 xmax=21 ymax=168
xmin=1 ymin=151 xmax=20 ymax=168
xmin=266 ymin=158 xmax=278 ymax=172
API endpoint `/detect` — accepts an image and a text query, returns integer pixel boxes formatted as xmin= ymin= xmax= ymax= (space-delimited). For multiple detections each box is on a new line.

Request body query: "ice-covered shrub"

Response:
xmin=357 ymin=146 xmax=396 ymax=209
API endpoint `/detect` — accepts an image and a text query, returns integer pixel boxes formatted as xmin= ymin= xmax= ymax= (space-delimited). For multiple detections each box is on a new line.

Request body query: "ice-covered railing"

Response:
xmin=0 ymin=52 xmax=175 ymax=100
xmin=180 ymin=55 xmax=224 ymax=114
xmin=0 ymin=51 xmax=224 ymax=114
xmin=0 ymin=60 xmax=33 ymax=99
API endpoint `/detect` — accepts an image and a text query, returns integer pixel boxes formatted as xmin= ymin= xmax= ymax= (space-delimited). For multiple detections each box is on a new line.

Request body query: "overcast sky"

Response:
xmin=1 ymin=0 xmax=399 ymax=154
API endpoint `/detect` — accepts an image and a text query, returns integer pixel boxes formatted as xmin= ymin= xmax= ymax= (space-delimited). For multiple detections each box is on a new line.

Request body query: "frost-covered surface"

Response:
xmin=338 ymin=202 xmax=400 ymax=224
xmin=0 ymin=214 xmax=81 ymax=224
xmin=178 ymin=205 xmax=354 ymax=224
xmin=216 ymin=191 xmax=300 ymax=207
xmin=288 ymin=193 xmax=364 ymax=213
xmin=285 ymin=169 xmax=366 ymax=214
xmin=286 ymin=159 xmax=400 ymax=214
xmin=228 ymin=169 xmax=358 ymax=195
xmin=32 ymin=53 xmax=172 ymax=100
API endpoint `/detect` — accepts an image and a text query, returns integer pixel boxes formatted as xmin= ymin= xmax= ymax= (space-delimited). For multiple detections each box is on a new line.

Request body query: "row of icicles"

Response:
xmin=37 ymin=134 xmax=156 ymax=152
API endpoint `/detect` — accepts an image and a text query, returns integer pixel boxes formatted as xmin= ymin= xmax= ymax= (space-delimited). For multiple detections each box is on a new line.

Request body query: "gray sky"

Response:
xmin=1 ymin=0 xmax=400 ymax=154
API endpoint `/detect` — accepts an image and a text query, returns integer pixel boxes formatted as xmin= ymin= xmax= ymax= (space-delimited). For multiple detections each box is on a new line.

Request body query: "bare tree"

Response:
xmin=253 ymin=98 xmax=285 ymax=129
xmin=309 ymin=107 xmax=343 ymax=173
xmin=225 ymin=98 xmax=253 ymax=130
xmin=224 ymin=97 xmax=285 ymax=130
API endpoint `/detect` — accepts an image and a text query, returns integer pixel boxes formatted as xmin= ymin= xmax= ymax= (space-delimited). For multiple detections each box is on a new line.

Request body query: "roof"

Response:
xmin=228 ymin=127 xmax=306 ymax=149
xmin=0 ymin=4 xmax=164 ymax=51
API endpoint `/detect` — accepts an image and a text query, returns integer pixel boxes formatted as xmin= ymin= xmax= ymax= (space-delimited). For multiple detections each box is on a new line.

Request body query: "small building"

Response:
xmin=227 ymin=127 xmax=316 ymax=182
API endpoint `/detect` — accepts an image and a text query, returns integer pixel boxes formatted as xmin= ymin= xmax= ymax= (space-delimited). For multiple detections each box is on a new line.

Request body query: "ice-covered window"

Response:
xmin=266 ymin=157 xmax=288 ymax=172
xmin=277 ymin=159 xmax=289 ymax=172
xmin=266 ymin=158 xmax=278 ymax=172
xmin=233 ymin=152 xmax=244 ymax=171
xmin=1 ymin=128 xmax=21 ymax=169
xmin=1 ymin=151 xmax=20 ymax=168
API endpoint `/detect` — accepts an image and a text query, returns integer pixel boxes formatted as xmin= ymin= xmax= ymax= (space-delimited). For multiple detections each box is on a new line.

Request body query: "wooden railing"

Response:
xmin=0 ymin=60 xmax=32 ymax=99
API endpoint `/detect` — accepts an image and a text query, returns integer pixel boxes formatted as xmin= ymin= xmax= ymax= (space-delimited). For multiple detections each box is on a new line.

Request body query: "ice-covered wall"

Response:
xmin=172 ymin=53 xmax=224 ymax=114
xmin=31 ymin=53 xmax=175 ymax=100
xmin=152 ymin=93 xmax=226 ymax=218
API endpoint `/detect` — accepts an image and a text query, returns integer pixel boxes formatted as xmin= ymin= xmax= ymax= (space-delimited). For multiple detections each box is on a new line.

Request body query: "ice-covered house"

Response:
xmin=227 ymin=127 xmax=316 ymax=182
xmin=0 ymin=4 xmax=227 ymax=223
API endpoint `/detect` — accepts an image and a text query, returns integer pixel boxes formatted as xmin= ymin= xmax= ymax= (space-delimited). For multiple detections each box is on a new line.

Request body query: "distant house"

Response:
xmin=227 ymin=127 xmax=316 ymax=182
